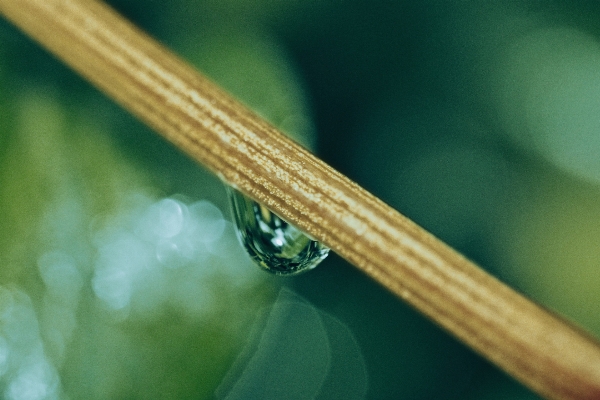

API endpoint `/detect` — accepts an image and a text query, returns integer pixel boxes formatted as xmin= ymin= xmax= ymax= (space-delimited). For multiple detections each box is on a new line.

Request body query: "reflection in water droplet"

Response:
xmin=226 ymin=187 xmax=329 ymax=275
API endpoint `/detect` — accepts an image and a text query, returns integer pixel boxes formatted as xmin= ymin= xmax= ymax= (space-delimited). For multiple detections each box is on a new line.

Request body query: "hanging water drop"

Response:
xmin=227 ymin=187 xmax=329 ymax=275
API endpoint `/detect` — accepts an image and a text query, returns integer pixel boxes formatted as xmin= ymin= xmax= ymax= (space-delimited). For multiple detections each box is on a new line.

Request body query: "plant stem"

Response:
xmin=1 ymin=0 xmax=599 ymax=398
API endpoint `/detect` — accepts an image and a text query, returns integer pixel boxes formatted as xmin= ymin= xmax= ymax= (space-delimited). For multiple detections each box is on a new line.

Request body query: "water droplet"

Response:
xmin=226 ymin=187 xmax=329 ymax=275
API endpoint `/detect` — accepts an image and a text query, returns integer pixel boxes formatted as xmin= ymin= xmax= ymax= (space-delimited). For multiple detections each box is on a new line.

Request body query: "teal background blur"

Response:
xmin=2 ymin=0 xmax=600 ymax=399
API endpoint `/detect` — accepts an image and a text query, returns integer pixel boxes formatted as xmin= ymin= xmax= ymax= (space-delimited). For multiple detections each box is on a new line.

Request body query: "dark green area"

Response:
xmin=2 ymin=0 xmax=600 ymax=398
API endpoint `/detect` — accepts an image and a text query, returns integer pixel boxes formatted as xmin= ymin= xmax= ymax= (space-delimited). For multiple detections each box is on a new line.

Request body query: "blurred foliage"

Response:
xmin=1 ymin=0 xmax=600 ymax=399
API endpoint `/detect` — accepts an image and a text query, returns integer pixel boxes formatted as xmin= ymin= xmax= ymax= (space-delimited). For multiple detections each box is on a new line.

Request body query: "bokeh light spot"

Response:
xmin=37 ymin=251 xmax=83 ymax=304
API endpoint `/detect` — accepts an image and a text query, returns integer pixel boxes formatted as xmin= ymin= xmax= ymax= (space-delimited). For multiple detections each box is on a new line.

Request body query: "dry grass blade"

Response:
xmin=1 ymin=0 xmax=600 ymax=398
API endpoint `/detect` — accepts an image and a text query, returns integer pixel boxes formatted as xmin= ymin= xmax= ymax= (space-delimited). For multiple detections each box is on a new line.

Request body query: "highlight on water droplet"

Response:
xmin=226 ymin=187 xmax=329 ymax=275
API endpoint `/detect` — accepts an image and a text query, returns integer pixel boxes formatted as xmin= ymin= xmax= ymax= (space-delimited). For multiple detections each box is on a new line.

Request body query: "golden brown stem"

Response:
xmin=0 ymin=0 xmax=599 ymax=398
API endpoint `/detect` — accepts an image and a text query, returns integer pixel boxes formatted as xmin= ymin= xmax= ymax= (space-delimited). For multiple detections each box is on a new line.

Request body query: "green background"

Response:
xmin=2 ymin=0 xmax=600 ymax=398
